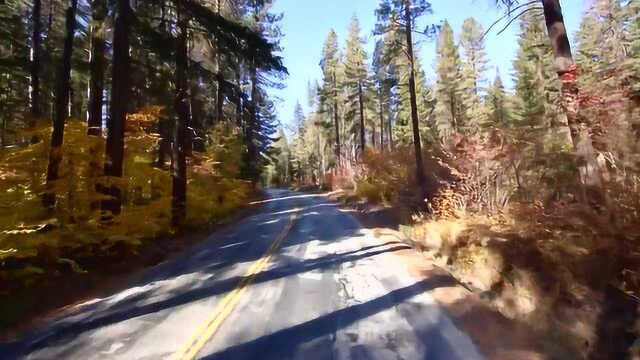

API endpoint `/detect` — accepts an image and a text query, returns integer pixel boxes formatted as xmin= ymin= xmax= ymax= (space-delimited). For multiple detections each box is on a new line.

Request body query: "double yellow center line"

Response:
xmin=171 ymin=213 xmax=298 ymax=360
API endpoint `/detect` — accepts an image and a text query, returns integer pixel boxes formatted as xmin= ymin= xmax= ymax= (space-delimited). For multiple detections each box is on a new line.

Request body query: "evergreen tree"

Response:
xmin=242 ymin=0 xmax=287 ymax=184
xmin=624 ymin=0 xmax=640 ymax=95
xmin=371 ymin=39 xmax=390 ymax=150
xmin=343 ymin=15 xmax=369 ymax=156
xmin=375 ymin=0 xmax=433 ymax=202
xmin=485 ymin=68 xmax=509 ymax=127
xmin=319 ymin=30 xmax=342 ymax=165
xmin=87 ymin=0 xmax=107 ymax=136
xmin=293 ymin=100 xmax=305 ymax=136
xmin=434 ymin=20 xmax=464 ymax=138
xmin=511 ymin=10 xmax=558 ymax=129
xmin=576 ymin=0 xmax=628 ymax=91
xmin=29 ymin=0 xmax=42 ymax=121
xmin=459 ymin=17 xmax=488 ymax=131
xmin=44 ymin=0 xmax=79 ymax=209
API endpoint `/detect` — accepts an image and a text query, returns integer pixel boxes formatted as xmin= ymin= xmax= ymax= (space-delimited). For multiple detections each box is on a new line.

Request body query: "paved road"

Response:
xmin=2 ymin=189 xmax=483 ymax=360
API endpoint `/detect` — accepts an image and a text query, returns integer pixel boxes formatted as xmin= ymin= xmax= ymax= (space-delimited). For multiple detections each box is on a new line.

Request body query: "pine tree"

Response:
xmin=375 ymin=0 xmax=433 ymax=203
xmin=511 ymin=10 xmax=558 ymax=129
xmin=44 ymin=0 xmax=79 ymax=209
xmin=293 ymin=100 xmax=305 ymax=136
xmin=87 ymin=0 xmax=107 ymax=136
xmin=624 ymin=0 xmax=640 ymax=95
xmin=292 ymin=100 xmax=306 ymax=182
xmin=576 ymin=0 xmax=628 ymax=91
xmin=485 ymin=68 xmax=509 ymax=127
xmin=319 ymin=30 xmax=342 ymax=165
xmin=29 ymin=0 xmax=42 ymax=121
xmin=242 ymin=0 xmax=287 ymax=185
xmin=343 ymin=15 xmax=369 ymax=156
xmin=372 ymin=39 xmax=390 ymax=151
xmin=434 ymin=20 xmax=464 ymax=138
xmin=396 ymin=55 xmax=432 ymax=143
xmin=460 ymin=17 xmax=488 ymax=131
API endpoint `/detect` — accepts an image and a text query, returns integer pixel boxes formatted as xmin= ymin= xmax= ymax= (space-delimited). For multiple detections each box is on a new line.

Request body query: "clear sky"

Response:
xmin=270 ymin=0 xmax=587 ymax=128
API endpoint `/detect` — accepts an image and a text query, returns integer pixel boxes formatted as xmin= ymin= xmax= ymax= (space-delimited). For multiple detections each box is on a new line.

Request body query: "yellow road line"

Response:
xmin=171 ymin=213 xmax=297 ymax=360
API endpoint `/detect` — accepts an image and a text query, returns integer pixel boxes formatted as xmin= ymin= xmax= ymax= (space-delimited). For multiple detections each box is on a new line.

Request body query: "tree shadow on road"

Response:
xmin=200 ymin=276 xmax=463 ymax=360
xmin=4 ymin=239 xmax=411 ymax=356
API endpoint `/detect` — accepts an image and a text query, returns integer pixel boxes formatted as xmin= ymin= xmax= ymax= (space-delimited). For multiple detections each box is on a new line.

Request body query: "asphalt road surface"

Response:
xmin=2 ymin=189 xmax=484 ymax=360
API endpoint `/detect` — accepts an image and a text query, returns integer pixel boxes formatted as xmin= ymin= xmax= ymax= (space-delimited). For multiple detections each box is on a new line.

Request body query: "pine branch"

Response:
xmin=482 ymin=0 xmax=539 ymax=40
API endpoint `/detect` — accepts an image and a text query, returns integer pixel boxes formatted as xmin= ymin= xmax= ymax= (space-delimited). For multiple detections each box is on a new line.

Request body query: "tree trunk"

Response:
xmin=88 ymin=0 xmax=106 ymax=136
xmin=47 ymin=0 xmax=53 ymax=33
xmin=541 ymin=0 xmax=602 ymax=190
xmin=246 ymin=64 xmax=259 ymax=184
xmin=216 ymin=72 xmax=224 ymax=124
xmin=0 ymin=91 xmax=5 ymax=147
xmin=191 ymin=76 xmax=205 ymax=152
xmin=235 ymin=70 xmax=243 ymax=128
xmin=333 ymin=73 xmax=341 ymax=167
xmin=172 ymin=5 xmax=189 ymax=227
xmin=358 ymin=81 xmax=366 ymax=157
xmin=43 ymin=0 xmax=78 ymax=209
xmin=387 ymin=108 xmax=394 ymax=151
xmin=30 ymin=0 xmax=42 ymax=122
xmin=214 ymin=0 xmax=224 ymax=125
xmin=379 ymin=91 xmax=384 ymax=152
xmin=156 ymin=118 xmax=170 ymax=167
xmin=101 ymin=0 xmax=131 ymax=217
xmin=404 ymin=0 xmax=428 ymax=204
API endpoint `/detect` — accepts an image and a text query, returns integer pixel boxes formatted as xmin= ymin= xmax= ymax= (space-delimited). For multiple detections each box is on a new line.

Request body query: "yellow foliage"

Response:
xmin=0 ymin=119 xmax=252 ymax=287
xmin=355 ymin=148 xmax=411 ymax=204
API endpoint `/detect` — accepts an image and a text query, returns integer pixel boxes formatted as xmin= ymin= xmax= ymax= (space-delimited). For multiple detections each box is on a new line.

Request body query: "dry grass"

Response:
xmin=403 ymin=200 xmax=639 ymax=359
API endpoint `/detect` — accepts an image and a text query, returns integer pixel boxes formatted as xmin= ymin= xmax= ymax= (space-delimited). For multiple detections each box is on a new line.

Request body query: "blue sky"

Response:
xmin=270 ymin=0 xmax=587 ymax=127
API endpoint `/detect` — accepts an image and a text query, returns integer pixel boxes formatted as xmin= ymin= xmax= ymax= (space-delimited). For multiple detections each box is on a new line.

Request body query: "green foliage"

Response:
xmin=435 ymin=20 xmax=464 ymax=138
xmin=485 ymin=69 xmax=510 ymax=128
xmin=576 ymin=0 xmax=628 ymax=91
xmin=511 ymin=10 xmax=559 ymax=128
xmin=343 ymin=16 xmax=369 ymax=147
xmin=459 ymin=18 xmax=489 ymax=131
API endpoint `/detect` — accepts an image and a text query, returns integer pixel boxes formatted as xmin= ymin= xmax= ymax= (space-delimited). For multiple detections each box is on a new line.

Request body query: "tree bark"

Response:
xmin=88 ymin=0 xmax=106 ymax=136
xmin=156 ymin=118 xmax=170 ymax=167
xmin=404 ymin=0 xmax=428 ymax=204
xmin=235 ymin=69 xmax=243 ymax=128
xmin=379 ymin=91 xmax=384 ymax=151
xmin=172 ymin=4 xmax=189 ymax=226
xmin=246 ymin=64 xmax=260 ymax=184
xmin=333 ymin=72 xmax=341 ymax=167
xmin=214 ymin=0 xmax=224 ymax=125
xmin=541 ymin=0 xmax=602 ymax=190
xmin=43 ymin=0 xmax=78 ymax=209
xmin=358 ymin=81 xmax=366 ymax=156
xmin=216 ymin=72 xmax=224 ymax=124
xmin=387 ymin=108 xmax=394 ymax=151
xmin=101 ymin=0 xmax=131 ymax=217
xmin=30 ymin=0 xmax=42 ymax=122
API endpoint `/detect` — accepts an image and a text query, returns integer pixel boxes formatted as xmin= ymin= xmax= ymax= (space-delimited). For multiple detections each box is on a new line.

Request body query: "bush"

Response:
xmin=0 ymin=114 xmax=252 ymax=291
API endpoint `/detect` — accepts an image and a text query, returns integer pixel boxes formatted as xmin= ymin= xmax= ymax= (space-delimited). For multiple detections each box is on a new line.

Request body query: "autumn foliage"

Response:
xmin=0 ymin=108 xmax=251 ymax=293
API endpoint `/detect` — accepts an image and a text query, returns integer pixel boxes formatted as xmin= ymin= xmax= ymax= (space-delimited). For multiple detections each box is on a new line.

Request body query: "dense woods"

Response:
xmin=272 ymin=0 xmax=640 ymax=357
xmin=1 ymin=0 xmax=640 ymax=356
xmin=0 ymin=0 xmax=286 ymax=324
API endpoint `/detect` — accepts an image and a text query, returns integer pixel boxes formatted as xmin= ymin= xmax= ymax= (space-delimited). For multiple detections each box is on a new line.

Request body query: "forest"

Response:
xmin=0 ymin=0 xmax=639 ymax=358
xmin=272 ymin=0 xmax=640 ymax=357
xmin=0 ymin=0 xmax=287 ymax=329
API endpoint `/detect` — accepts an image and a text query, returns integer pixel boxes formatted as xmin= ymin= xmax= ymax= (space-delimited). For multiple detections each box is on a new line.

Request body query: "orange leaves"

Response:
xmin=126 ymin=105 xmax=165 ymax=135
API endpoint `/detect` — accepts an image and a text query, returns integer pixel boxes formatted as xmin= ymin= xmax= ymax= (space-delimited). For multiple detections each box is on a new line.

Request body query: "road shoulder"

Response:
xmin=0 ymin=196 xmax=266 ymax=343
xmin=339 ymin=199 xmax=548 ymax=360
